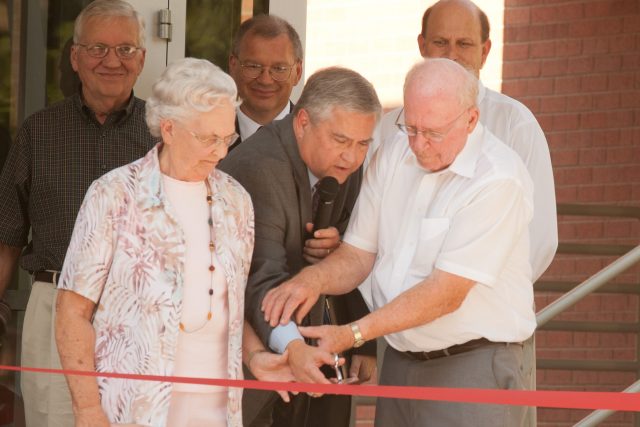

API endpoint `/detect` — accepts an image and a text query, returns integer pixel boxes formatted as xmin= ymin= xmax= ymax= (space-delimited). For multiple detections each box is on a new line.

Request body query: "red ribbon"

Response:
xmin=2 ymin=364 xmax=639 ymax=411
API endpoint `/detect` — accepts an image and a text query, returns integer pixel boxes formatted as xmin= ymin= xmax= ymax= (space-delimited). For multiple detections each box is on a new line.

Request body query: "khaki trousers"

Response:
xmin=21 ymin=281 xmax=73 ymax=427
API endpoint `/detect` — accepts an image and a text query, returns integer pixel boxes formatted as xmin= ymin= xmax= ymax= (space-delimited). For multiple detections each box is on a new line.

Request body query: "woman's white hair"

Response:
xmin=145 ymin=58 xmax=240 ymax=137
xmin=74 ymin=0 xmax=145 ymax=47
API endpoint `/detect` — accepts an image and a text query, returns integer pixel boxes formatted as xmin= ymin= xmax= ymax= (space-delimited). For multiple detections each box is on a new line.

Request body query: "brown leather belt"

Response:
xmin=33 ymin=271 xmax=60 ymax=285
xmin=404 ymin=337 xmax=502 ymax=361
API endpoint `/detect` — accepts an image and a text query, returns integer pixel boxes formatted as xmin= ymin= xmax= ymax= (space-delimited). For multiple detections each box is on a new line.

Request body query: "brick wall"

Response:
xmin=503 ymin=0 xmax=640 ymax=425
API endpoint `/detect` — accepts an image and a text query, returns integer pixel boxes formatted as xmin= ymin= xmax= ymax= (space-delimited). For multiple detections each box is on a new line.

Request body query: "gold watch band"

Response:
xmin=350 ymin=322 xmax=365 ymax=348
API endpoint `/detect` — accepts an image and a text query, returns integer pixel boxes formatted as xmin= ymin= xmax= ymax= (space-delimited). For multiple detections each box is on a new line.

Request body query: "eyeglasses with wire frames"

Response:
xmin=396 ymin=107 xmax=471 ymax=144
xmin=180 ymin=124 xmax=239 ymax=149
xmin=237 ymin=59 xmax=297 ymax=82
xmin=75 ymin=43 xmax=143 ymax=60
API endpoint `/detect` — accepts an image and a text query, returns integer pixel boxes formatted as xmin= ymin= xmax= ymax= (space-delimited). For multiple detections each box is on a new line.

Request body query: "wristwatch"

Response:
xmin=349 ymin=322 xmax=365 ymax=348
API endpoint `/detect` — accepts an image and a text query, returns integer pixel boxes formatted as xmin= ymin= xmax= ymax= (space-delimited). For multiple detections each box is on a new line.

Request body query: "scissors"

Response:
xmin=334 ymin=353 xmax=344 ymax=384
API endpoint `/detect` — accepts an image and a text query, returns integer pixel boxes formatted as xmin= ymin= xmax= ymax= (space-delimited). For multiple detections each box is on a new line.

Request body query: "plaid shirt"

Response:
xmin=0 ymin=92 xmax=158 ymax=273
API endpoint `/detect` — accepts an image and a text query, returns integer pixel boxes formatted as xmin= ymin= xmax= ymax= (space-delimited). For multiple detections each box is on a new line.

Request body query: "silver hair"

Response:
xmin=404 ymin=58 xmax=478 ymax=108
xmin=232 ymin=14 xmax=303 ymax=61
xmin=73 ymin=0 xmax=146 ymax=47
xmin=145 ymin=58 xmax=240 ymax=137
xmin=293 ymin=67 xmax=381 ymax=123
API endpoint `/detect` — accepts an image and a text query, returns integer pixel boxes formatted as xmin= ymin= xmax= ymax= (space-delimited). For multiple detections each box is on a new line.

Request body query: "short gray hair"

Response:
xmin=145 ymin=58 xmax=240 ymax=137
xmin=293 ymin=67 xmax=381 ymax=123
xmin=232 ymin=14 xmax=303 ymax=61
xmin=404 ymin=58 xmax=478 ymax=108
xmin=74 ymin=0 xmax=146 ymax=48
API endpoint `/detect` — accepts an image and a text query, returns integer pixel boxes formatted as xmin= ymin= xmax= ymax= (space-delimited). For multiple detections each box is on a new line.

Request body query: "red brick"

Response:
xmin=577 ymin=185 xmax=605 ymax=202
xmin=530 ymin=23 xmax=562 ymax=41
xmin=592 ymin=92 xmax=620 ymax=109
xmin=621 ymin=52 xmax=640 ymax=70
xmin=578 ymin=148 xmax=607 ymax=165
xmin=565 ymin=130 xmax=593 ymax=148
xmin=623 ymin=14 xmax=640 ymax=33
xmin=555 ymin=39 xmax=582 ymax=57
xmin=590 ymin=128 xmax=621 ymax=147
xmin=608 ymin=71 xmax=635 ymax=90
xmin=618 ymin=127 xmax=640 ymax=147
xmin=580 ymin=74 xmax=608 ymax=92
xmin=603 ymin=183 xmax=633 ymax=201
xmin=601 ymin=332 xmax=632 ymax=347
xmin=596 ymin=17 xmax=625 ymax=36
xmin=621 ymin=91 xmax=640 ymax=108
xmin=607 ymin=147 xmax=639 ymax=164
xmin=536 ymin=114 xmax=554 ymax=131
xmin=555 ymin=75 xmax=581 ymax=94
xmin=575 ymin=221 xmax=604 ymax=238
xmin=580 ymin=112 xmax=608 ymax=129
xmin=540 ymin=95 xmax=566 ymax=113
xmin=503 ymin=43 xmax=529 ymax=61
xmin=594 ymin=54 xmax=622 ymax=72
xmin=567 ymin=56 xmax=594 ymax=74
xmin=505 ymin=0 xmax=538 ymax=6
xmin=582 ymin=37 xmax=609 ymax=55
xmin=530 ymin=40 xmax=557 ymax=58
xmin=606 ymin=110 xmax=634 ymax=127
xmin=520 ymin=97 xmax=539 ymax=112
xmin=503 ymin=60 xmax=541 ymax=79
xmin=569 ymin=21 xmax=598 ymax=38
xmin=505 ymin=8 xmax=531 ymax=26
xmin=555 ymin=185 xmax=577 ymax=202
xmin=541 ymin=58 xmax=568 ymax=76
xmin=594 ymin=165 xmax=640 ymax=183
xmin=544 ymin=369 xmax=573 ymax=385
xmin=501 ymin=80 xmax=528 ymax=98
xmin=603 ymin=220 xmax=632 ymax=237
xmin=553 ymin=113 xmax=581 ymax=131
xmin=546 ymin=131 xmax=565 ymax=148
xmin=599 ymin=371 xmax=635 ymax=384
xmin=609 ymin=34 xmax=636 ymax=53
xmin=528 ymin=77 xmax=555 ymax=95
xmin=565 ymin=94 xmax=592 ymax=112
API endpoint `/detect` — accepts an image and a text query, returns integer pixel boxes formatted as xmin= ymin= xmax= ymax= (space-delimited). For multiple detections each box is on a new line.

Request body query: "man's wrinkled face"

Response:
xmin=229 ymin=33 xmax=302 ymax=123
xmin=294 ymin=107 xmax=376 ymax=184
xmin=417 ymin=1 xmax=490 ymax=77
xmin=71 ymin=16 xmax=145 ymax=106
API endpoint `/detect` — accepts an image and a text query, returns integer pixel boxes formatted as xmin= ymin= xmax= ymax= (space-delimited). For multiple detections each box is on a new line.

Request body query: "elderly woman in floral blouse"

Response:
xmin=55 ymin=58 xmax=293 ymax=427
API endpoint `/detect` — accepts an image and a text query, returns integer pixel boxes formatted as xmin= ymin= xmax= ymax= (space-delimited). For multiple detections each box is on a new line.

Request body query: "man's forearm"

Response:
xmin=358 ymin=270 xmax=475 ymax=345
xmin=301 ymin=242 xmax=375 ymax=296
xmin=55 ymin=290 xmax=102 ymax=412
xmin=0 ymin=243 xmax=21 ymax=299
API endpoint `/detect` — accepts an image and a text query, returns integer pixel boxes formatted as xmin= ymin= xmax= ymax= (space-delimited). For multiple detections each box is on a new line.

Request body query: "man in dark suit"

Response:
xmin=228 ymin=14 xmax=302 ymax=150
xmin=219 ymin=67 xmax=381 ymax=427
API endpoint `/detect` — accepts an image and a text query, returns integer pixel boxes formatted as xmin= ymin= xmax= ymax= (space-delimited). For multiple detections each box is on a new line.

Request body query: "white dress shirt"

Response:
xmin=347 ymin=123 xmax=536 ymax=352
xmin=236 ymin=102 xmax=291 ymax=141
xmin=372 ymin=81 xmax=557 ymax=281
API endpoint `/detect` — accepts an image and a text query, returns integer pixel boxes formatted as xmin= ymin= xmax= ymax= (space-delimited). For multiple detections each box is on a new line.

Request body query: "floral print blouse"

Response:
xmin=59 ymin=145 xmax=254 ymax=427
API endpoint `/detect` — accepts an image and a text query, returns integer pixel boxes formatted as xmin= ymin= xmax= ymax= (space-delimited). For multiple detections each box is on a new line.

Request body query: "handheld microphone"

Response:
xmin=312 ymin=176 xmax=340 ymax=232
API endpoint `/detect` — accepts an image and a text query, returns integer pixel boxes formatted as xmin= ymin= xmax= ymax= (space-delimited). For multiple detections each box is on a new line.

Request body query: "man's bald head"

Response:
xmin=417 ymin=0 xmax=491 ymax=76
xmin=402 ymin=58 xmax=480 ymax=172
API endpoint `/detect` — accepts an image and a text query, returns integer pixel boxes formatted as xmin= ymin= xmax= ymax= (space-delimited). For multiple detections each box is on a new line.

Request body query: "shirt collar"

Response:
xmin=404 ymin=122 xmax=485 ymax=179
xmin=236 ymin=102 xmax=292 ymax=141
xmin=308 ymin=169 xmax=319 ymax=191
xmin=73 ymin=90 xmax=136 ymax=124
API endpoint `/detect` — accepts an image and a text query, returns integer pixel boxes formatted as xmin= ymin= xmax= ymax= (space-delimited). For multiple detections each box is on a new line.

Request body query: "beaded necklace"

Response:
xmin=179 ymin=178 xmax=215 ymax=333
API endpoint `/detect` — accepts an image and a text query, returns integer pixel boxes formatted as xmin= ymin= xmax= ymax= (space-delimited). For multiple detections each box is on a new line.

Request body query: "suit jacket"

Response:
xmin=228 ymin=101 xmax=295 ymax=152
xmin=219 ymin=114 xmax=375 ymax=355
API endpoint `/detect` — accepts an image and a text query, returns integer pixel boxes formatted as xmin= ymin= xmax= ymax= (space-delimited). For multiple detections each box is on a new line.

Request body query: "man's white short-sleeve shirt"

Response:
xmin=346 ymin=123 xmax=536 ymax=352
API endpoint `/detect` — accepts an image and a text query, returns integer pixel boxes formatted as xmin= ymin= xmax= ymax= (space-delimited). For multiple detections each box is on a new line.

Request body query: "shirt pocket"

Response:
xmin=409 ymin=218 xmax=450 ymax=275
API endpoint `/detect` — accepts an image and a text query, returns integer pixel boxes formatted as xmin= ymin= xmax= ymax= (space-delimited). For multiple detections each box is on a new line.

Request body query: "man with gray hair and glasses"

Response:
xmin=228 ymin=14 xmax=303 ymax=150
xmin=0 ymin=1 xmax=156 ymax=425
xmin=263 ymin=58 xmax=535 ymax=426
xmin=220 ymin=66 xmax=380 ymax=427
